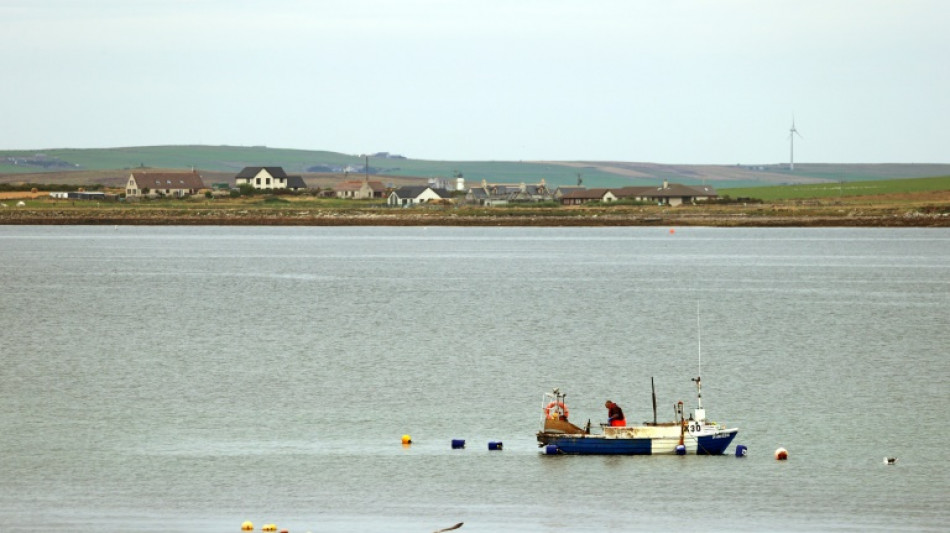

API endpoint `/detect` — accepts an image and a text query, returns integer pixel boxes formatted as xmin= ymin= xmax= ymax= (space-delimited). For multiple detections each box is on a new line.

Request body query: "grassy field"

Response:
xmin=722 ymin=175 xmax=950 ymax=201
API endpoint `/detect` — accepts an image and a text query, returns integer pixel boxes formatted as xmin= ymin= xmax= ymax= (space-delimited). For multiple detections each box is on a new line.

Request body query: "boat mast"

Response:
xmin=651 ymin=377 xmax=657 ymax=425
xmin=692 ymin=308 xmax=706 ymax=421
xmin=697 ymin=308 xmax=702 ymax=380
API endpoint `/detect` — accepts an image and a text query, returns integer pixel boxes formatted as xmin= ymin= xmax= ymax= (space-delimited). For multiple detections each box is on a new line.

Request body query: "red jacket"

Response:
xmin=607 ymin=402 xmax=624 ymax=422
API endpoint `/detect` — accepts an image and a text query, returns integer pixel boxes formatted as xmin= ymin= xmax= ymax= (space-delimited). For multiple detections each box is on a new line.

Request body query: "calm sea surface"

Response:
xmin=0 ymin=226 xmax=947 ymax=532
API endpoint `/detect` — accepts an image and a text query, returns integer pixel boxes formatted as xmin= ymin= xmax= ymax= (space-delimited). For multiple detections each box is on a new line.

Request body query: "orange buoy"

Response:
xmin=401 ymin=434 xmax=412 ymax=444
xmin=669 ymin=228 xmax=675 ymax=234
xmin=775 ymin=447 xmax=788 ymax=460
xmin=543 ymin=401 xmax=569 ymax=420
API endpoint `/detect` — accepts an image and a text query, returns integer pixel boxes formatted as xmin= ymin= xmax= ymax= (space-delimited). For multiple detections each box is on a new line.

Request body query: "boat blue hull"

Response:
xmin=538 ymin=429 xmax=737 ymax=455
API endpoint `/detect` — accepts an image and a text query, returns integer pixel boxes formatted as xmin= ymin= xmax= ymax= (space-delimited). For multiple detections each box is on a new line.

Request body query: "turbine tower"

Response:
xmin=788 ymin=118 xmax=803 ymax=171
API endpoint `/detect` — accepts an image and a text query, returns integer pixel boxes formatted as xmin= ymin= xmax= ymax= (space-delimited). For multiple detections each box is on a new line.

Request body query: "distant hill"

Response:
xmin=2 ymin=145 xmax=948 ymax=189
xmin=541 ymin=161 xmax=950 ymax=188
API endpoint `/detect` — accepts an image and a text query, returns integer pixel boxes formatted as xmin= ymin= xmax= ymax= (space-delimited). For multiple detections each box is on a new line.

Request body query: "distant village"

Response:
xmin=53 ymin=166 xmax=720 ymax=207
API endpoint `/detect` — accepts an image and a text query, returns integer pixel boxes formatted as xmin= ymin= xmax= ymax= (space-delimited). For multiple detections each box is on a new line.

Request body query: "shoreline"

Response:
xmin=2 ymin=209 xmax=948 ymax=227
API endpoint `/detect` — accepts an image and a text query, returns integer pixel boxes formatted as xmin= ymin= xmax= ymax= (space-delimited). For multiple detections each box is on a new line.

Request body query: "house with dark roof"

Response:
xmin=613 ymin=181 xmax=718 ymax=206
xmin=464 ymin=186 xmax=491 ymax=205
xmin=285 ymin=175 xmax=307 ymax=191
xmin=463 ymin=179 xmax=552 ymax=206
xmin=552 ymin=186 xmax=586 ymax=200
xmin=387 ymin=186 xmax=451 ymax=207
xmin=126 ymin=170 xmax=206 ymax=198
xmin=559 ymin=188 xmax=617 ymax=205
xmin=235 ymin=166 xmax=307 ymax=192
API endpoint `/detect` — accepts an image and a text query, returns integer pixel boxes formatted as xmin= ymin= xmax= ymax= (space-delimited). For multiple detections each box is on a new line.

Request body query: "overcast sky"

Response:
xmin=3 ymin=0 xmax=947 ymax=164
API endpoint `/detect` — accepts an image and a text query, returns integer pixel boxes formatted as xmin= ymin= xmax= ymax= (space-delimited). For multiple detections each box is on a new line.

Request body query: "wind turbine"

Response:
xmin=788 ymin=118 xmax=803 ymax=171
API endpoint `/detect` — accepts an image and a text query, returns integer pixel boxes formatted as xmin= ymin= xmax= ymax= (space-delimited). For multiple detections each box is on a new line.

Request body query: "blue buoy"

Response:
xmin=488 ymin=441 xmax=503 ymax=451
xmin=675 ymin=444 xmax=686 ymax=455
xmin=544 ymin=444 xmax=559 ymax=455
xmin=451 ymin=439 xmax=465 ymax=449
xmin=736 ymin=445 xmax=748 ymax=457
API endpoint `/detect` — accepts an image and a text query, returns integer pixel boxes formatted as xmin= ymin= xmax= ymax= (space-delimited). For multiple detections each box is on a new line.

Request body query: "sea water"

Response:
xmin=0 ymin=226 xmax=947 ymax=532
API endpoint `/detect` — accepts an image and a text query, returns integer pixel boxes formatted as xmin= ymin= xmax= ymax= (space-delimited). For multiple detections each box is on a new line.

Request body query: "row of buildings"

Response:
xmin=123 ymin=167 xmax=310 ymax=198
xmin=121 ymin=167 xmax=718 ymax=207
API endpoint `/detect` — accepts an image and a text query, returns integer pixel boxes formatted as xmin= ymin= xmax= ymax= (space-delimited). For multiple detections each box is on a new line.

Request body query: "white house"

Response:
xmin=559 ymin=188 xmax=618 ymax=205
xmin=235 ymin=166 xmax=307 ymax=191
xmin=387 ymin=186 xmax=451 ymax=207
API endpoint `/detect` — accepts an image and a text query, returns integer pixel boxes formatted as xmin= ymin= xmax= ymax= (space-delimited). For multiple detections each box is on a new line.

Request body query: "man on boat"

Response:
xmin=605 ymin=400 xmax=625 ymax=426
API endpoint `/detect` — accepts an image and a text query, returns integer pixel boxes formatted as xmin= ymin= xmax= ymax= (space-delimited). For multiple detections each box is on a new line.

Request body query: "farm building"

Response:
xmin=126 ymin=170 xmax=206 ymax=198
xmin=334 ymin=176 xmax=387 ymax=199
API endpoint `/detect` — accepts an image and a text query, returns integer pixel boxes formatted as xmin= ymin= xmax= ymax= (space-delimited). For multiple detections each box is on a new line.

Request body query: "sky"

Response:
xmin=2 ymin=0 xmax=948 ymax=164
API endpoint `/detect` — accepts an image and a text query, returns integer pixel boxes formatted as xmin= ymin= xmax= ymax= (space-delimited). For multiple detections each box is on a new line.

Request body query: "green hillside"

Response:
xmin=0 ymin=145 xmax=624 ymax=187
xmin=721 ymin=175 xmax=950 ymax=201
xmin=2 ymin=145 xmax=949 ymax=189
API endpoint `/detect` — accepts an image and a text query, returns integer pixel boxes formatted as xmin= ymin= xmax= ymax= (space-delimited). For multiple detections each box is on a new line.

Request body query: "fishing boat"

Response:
xmin=536 ymin=376 xmax=738 ymax=455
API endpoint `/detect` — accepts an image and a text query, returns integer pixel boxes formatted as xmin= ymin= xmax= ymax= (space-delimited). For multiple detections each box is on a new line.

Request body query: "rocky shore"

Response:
xmin=2 ymin=205 xmax=949 ymax=227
